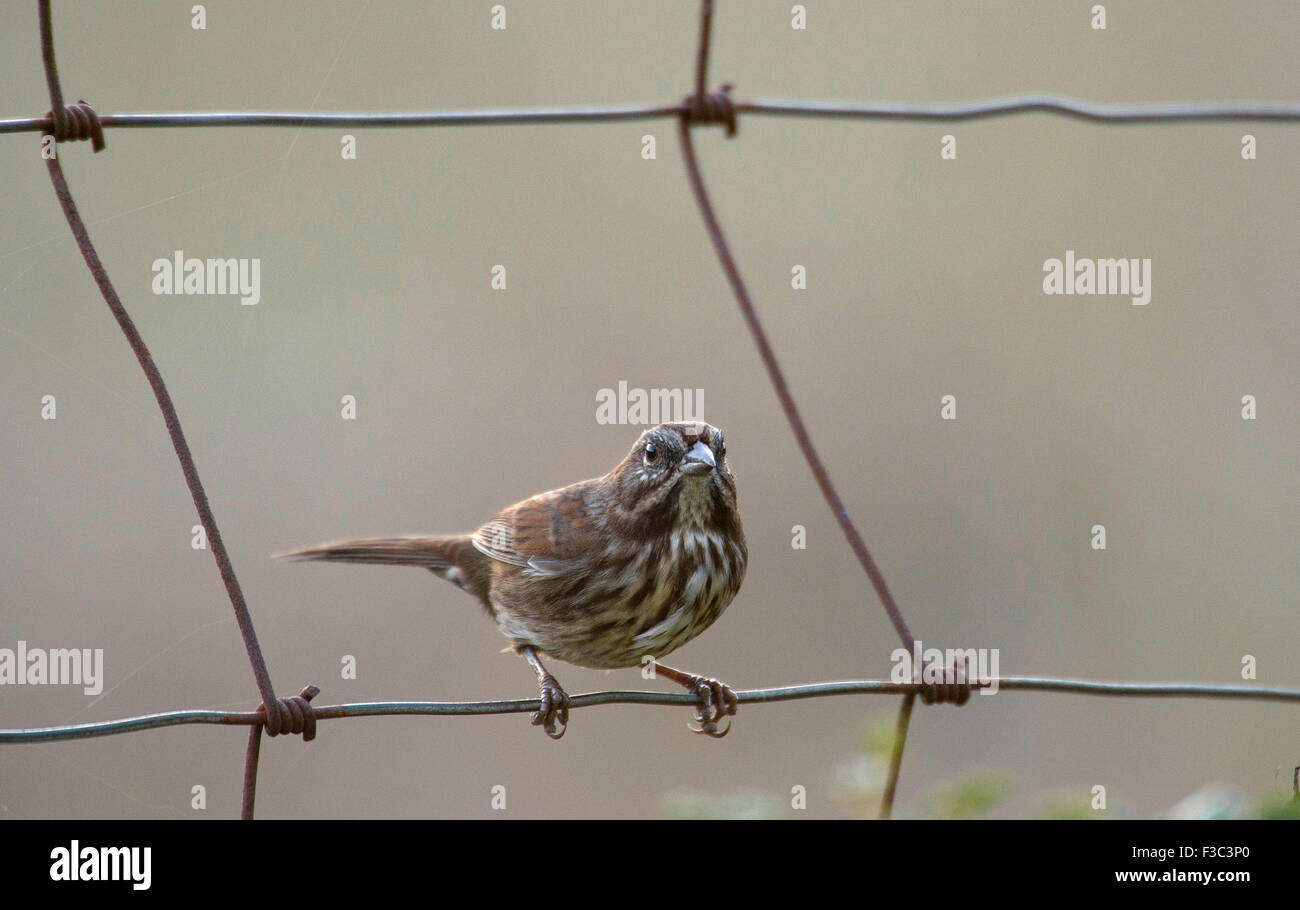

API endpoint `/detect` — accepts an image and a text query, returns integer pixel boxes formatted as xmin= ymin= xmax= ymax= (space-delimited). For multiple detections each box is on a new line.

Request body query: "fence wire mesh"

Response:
xmin=4 ymin=0 xmax=1298 ymax=819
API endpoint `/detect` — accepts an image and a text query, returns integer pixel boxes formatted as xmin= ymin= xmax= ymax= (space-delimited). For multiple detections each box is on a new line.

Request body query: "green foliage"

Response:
xmin=1254 ymin=795 xmax=1300 ymax=820
xmin=659 ymin=712 xmax=1300 ymax=820
xmin=1032 ymin=793 xmax=1098 ymax=820
xmin=919 ymin=770 xmax=1012 ymax=819
xmin=660 ymin=790 xmax=788 ymax=820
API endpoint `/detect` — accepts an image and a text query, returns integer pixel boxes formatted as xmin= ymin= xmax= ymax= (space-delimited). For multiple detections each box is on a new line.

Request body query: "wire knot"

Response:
xmin=918 ymin=657 xmax=974 ymax=706
xmin=258 ymin=685 xmax=320 ymax=739
xmin=684 ymin=83 xmax=737 ymax=137
xmin=44 ymin=100 xmax=105 ymax=152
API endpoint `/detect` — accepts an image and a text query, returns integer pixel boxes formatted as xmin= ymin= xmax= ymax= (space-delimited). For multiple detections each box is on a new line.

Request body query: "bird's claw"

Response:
xmin=690 ymin=717 xmax=731 ymax=738
xmin=531 ymin=673 xmax=570 ymax=740
xmin=685 ymin=676 xmax=738 ymax=738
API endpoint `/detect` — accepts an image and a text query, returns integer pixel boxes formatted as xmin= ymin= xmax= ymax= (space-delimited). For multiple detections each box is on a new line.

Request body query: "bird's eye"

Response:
xmin=644 ymin=443 xmax=658 ymax=463
xmin=718 ymin=439 xmax=725 ymax=457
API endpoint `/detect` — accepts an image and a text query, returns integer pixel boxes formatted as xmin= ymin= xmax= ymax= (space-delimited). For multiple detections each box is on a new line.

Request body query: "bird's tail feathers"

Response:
xmin=274 ymin=535 xmax=470 ymax=569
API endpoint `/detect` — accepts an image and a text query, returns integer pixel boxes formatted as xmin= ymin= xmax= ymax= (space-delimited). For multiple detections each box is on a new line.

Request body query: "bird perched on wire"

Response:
xmin=278 ymin=421 xmax=746 ymax=739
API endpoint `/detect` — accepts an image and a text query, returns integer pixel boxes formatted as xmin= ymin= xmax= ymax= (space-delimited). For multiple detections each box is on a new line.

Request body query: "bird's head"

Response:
xmin=609 ymin=421 xmax=738 ymax=532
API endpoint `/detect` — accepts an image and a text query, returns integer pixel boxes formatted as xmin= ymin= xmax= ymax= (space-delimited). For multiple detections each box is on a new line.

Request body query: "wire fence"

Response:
xmin=5 ymin=0 xmax=1299 ymax=820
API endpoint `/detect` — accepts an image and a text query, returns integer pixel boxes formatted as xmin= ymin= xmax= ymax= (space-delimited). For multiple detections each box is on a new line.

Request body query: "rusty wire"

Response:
xmin=36 ymin=0 xmax=315 ymax=820
xmin=6 ymin=678 xmax=1300 ymax=744
xmin=9 ymin=0 xmax=1300 ymax=820
xmin=674 ymin=1 xmax=923 ymax=819
xmin=5 ymin=97 xmax=1300 ymax=137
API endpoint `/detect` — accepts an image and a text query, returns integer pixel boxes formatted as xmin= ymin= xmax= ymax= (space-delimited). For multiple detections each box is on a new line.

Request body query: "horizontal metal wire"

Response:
xmin=6 ymin=677 xmax=1298 ymax=744
xmin=0 ymin=104 xmax=684 ymax=134
xmin=4 ymin=95 xmax=1300 ymax=136
xmin=740 ymin=96 xmax=1300 ymax=123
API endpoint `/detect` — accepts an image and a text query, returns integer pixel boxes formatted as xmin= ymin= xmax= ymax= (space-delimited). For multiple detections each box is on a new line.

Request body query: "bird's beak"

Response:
xmin=680 ymin=440 xmax=716 ymax=476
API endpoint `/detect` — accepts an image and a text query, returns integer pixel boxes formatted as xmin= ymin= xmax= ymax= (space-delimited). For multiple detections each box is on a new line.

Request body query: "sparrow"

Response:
xmin=279 ymin=421 xmax=746 ymax=738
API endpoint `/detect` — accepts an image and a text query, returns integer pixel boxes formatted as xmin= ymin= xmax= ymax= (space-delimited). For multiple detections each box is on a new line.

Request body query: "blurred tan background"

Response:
xmin=1 ymin=0 xmax=1297 ymax=819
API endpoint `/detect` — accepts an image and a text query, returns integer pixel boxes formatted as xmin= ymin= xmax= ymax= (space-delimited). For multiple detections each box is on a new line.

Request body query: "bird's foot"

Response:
xmin=683 ymin=675 xmax=738 ymax=738
xmin=531 ymin=673 xmax=570 ymax=740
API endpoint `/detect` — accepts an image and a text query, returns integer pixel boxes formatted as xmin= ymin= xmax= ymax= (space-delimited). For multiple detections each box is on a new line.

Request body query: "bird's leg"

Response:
xmin=518 ymin=645 xmax=570 ymax=740
xmin=653 ymin=663 xmax=737 ymax=738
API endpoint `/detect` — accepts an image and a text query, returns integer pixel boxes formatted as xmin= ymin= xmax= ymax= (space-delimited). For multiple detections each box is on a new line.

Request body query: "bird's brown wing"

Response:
xmin=472 ymin=480 xmax=600 ymax=577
